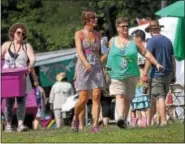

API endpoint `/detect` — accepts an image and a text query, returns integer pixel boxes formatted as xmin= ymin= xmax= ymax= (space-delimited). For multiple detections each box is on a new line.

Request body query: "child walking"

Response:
xmin=130 ymin=30 xmax=151 ymax=127
xmin=130 ymin=54 xmax=151 ymax=127
xmin=49 ymin=72 xmax=74 ymax=128
xmin=32 ymin=81 xmax=46 ymax=129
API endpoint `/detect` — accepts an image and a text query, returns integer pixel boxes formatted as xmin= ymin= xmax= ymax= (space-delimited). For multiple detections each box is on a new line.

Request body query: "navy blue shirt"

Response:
xmin=147 ymin=35 xmax=174 ymax=78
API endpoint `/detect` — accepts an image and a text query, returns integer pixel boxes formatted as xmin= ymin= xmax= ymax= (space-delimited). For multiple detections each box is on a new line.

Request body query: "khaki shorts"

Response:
xmin=151 ymin=73 xmax=173 ymax=99
xmin=109 ymin=76 xmax=138 ymax=98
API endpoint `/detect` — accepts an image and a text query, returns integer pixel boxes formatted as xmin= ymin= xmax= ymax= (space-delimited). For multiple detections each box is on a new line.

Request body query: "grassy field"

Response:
xmin=1 ymin=122 xmax=184 ymax=143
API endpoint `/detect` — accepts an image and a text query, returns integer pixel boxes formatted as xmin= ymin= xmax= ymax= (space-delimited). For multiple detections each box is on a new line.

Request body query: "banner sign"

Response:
xmin=39 ymin=57 xmax=76 ymax=87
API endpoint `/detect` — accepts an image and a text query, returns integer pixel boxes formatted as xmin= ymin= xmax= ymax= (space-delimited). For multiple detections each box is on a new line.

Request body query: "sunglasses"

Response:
xmin=118 ymin=25 xmax=129 ymax=28
xmin=90 ymin=16 xmax=98 ymax=19
xmin=16 ymin=31 xmax=25 ymax=37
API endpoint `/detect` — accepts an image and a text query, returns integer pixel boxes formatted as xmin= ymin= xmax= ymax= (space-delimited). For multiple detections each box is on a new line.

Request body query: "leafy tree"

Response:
xmin=1 ymin=0 xmax=177 ymax=52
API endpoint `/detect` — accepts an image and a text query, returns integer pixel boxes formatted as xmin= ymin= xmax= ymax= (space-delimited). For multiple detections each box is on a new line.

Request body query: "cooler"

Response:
xmin=1 ymin=67 xmax=27 ymax=98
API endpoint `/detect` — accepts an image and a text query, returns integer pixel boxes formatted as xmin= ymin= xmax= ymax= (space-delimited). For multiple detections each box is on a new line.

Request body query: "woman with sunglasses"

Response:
xmin=71 ymin=9 xmax=106 ymax=133
xmin=1 ymin=23 xmax=36 ymax=132
xmin=105 ymin=17 xmax=163 ymax=129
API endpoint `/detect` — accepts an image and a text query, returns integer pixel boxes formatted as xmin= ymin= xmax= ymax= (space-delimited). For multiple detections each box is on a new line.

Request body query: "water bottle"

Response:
xmin=101 ymin=36 xmax=108 ymax=54
xmin=12 ymin=58 xmax=16 ymax=68
xmin=6 ymin=59 xmax=11 ymax=68
xmin=36 ymin=87 xmax=41 ymax=107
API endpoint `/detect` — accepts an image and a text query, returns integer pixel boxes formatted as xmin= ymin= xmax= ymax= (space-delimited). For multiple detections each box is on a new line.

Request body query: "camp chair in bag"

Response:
xmin=168 ymin=84 xmax=184 ymax=120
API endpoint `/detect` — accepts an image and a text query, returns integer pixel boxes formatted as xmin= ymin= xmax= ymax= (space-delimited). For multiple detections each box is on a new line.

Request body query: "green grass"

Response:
xmin=2 ymin=122 xmax=184 ymax=143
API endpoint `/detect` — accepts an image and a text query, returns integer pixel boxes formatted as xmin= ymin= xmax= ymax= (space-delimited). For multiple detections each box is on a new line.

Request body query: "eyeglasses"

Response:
xmin=16 ymin=31 xmax=25 ymax=37
xmin=90 ymin=16 xmax=98 ymax=20
xmin=118 ymin=25 xmax=129 ymax=28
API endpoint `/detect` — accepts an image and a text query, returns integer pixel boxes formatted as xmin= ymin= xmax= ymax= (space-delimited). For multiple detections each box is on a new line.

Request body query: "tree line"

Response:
xmin=1 ymin=0 xmax=176 ymax=52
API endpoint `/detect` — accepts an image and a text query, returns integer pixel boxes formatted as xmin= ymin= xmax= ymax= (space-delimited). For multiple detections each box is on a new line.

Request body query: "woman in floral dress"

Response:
xmin=71 ymin=9 xmax=106 ymax=133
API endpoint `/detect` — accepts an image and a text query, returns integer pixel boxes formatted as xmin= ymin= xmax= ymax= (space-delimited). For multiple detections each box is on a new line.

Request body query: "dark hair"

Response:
xmin=81 ymin=9 xmax=96 ymax=25
xmin=132 ymin=29 xmax=145 ymax=41
xmin=115 ymin=17 xmax=129 ymax=27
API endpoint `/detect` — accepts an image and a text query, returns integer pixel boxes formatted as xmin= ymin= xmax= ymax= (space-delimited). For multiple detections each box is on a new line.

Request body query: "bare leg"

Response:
xmin=73 ymin=90 xmax=89 ymax=121
xmin=79 ymin=108 xmax=85 ymax=129
xmin=102 ymin=117 xmax=110 ymax=127
xmin=158 ymin=97 xmax=167 ymax=125
xmin=136 ymin=111 xmax=142 ymax=126
xmin=115 ymin=95 xmax=124 ymax=119
xmin=151 ymin=98 xmax=156 ymax=125
xmin=123 ymin=97 xmax=130 ymax=119
xmin=146 ymin=107 xmax=152 ymax=126
xmin=33 ymin=118 xmax=40 ymax=130
xmin=91 ymin=88 xmax=101 ymax=127
xmin=156 ymin=99 xmax=161 ymax=125
xmin=141 ymin=110 xmax=147 ymax=127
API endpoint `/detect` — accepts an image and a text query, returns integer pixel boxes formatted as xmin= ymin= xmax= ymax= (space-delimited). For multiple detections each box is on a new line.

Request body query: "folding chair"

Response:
xmin=168 ymin=84 xmax=185 ymax=120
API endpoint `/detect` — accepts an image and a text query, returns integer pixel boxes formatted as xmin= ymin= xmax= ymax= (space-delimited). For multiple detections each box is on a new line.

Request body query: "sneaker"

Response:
xmin=92 ymin=125 xmax=100 ymax=133
xmin=5 ymin=125 xmax=13 ymax=132
xmin=71 ymin=119 xmax=79 ymax=132
xmin=117 ymin=118 xmax=127 ymax=129
xmin=17 ymin=125 xmax=28 ymax=132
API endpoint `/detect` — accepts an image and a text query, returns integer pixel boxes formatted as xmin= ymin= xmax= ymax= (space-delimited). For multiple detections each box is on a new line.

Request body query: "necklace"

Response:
xmin=119 ymin=37 xmax=128 ymax=55
xmin=12 ymin=42 xmax=22 ymax=60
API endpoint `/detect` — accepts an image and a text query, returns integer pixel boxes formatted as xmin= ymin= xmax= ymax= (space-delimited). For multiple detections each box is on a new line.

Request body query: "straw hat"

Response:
xmin=56 ymin=72 xmax=66 ymax=82
xmin=145 ymin=20 xmax=164 ymax=33
xmin=8 ymin=22 xmax=28 ymax=40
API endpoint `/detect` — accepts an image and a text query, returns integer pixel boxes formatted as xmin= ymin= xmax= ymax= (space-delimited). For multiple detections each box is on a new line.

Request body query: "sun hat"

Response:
xmin=145 ymin=20 xmax=164 ymax=33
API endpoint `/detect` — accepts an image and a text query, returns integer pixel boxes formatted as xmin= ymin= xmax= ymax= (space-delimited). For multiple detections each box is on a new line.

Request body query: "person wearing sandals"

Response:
xmin=1 ymin=23 xmax=36 ymax=132
xmin=105 ymin=17 xmax=163 ymax=129
xmin=71 ymin=9 xmax=106 ymax=133
xmin=49 ymin=72 xmax=74 ymax=128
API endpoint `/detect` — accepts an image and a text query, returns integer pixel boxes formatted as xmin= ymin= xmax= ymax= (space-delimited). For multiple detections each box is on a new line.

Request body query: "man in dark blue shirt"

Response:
xmin=143 ymin=19 xmax=176 ymax=126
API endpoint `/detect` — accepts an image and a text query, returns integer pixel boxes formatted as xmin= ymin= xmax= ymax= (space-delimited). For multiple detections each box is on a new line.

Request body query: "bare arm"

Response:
xmin=100 ymin=37 xmax=113 ymax=63
xmin=30 ymin=67 xmax=39 ymax=83
xmin=49 ymin=85 xmax=55 ymax=104
xmin=135 ymin=40 xmax=162 ymax=70
xmin=39 ymin=86 xmax=46 ymax=107
xmin=143 ymin=59 xmax=151 ymax=76
xmin=1 ymin=42 xmax=10 ymax=59
xmin=26 ymin=43 xmax=36 ymax=68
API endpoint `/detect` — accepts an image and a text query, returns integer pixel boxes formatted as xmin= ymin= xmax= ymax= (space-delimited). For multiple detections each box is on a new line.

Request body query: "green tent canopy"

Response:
xmin=155 ymin=1 xmax=184 ymax=17
xmin=174 ymin=18 xmax=184 ymax=61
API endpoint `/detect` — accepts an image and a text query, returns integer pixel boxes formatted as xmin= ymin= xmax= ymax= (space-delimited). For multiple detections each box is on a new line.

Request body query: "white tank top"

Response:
xmin=3 ymin=42 xmax=28 ymax=68
xmin=3 ymin=42 xmax=32 ymax=94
